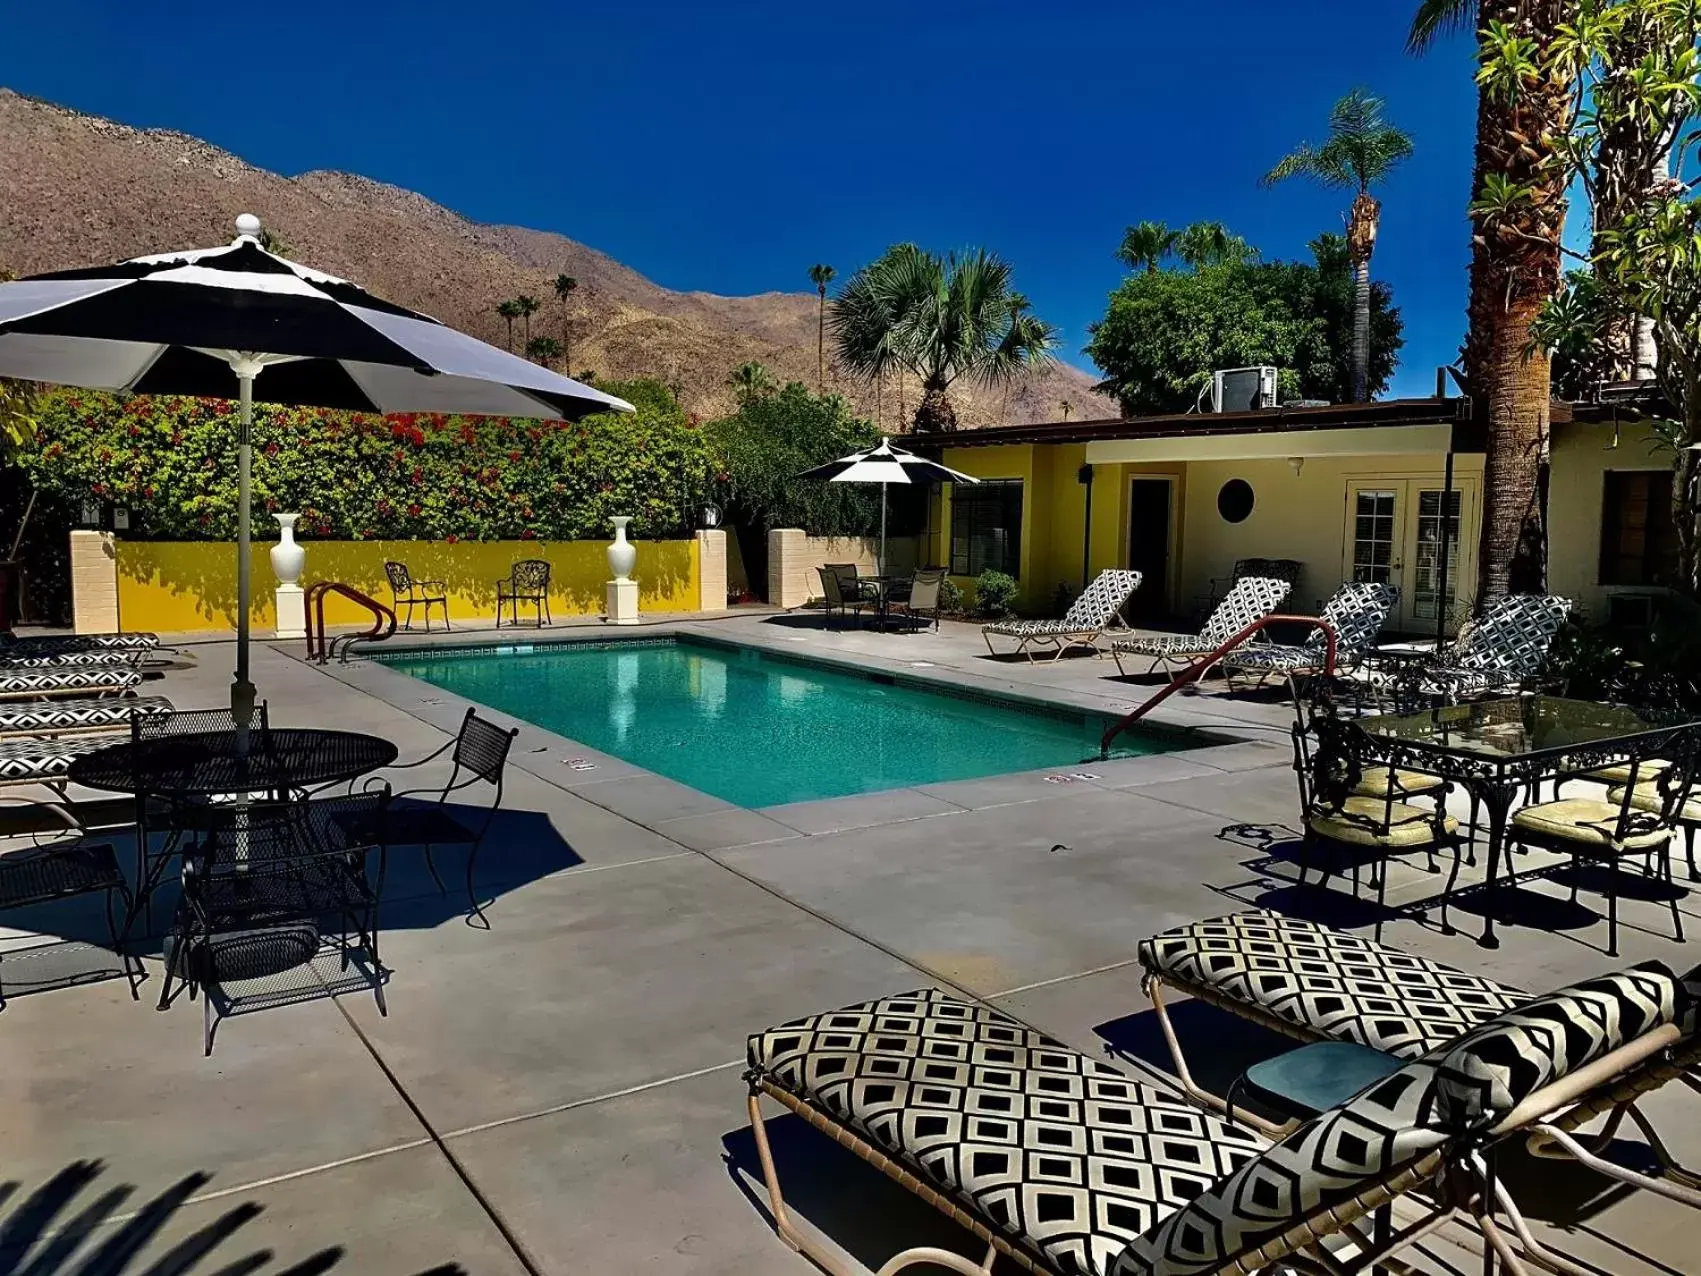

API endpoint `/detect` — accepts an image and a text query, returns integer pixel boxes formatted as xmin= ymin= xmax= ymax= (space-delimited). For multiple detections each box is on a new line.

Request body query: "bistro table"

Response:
xmin=1352 ymin=696 xmax=1693 ymax=948
xmin=67 ymin=727 xmax=398 ymax=799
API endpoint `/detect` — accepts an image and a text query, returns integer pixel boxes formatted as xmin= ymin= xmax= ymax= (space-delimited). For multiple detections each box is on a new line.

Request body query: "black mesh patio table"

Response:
xmin=67 ymin=729 xmax=399 ymax=798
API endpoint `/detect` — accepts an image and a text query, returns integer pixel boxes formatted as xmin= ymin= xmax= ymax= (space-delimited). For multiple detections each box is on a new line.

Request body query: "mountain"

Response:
xmin=0 ymin=89 xmax=1117 ymax=427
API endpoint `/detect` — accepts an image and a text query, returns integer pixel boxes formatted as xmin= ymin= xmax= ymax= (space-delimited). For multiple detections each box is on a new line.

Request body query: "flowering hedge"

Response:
xmin=20 ymin=378 xmax=712 ymax=542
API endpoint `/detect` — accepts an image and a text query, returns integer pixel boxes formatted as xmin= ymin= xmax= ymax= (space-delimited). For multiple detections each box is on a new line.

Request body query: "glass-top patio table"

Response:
xmin=1352 ymin=696 xmax=1695 ymax=947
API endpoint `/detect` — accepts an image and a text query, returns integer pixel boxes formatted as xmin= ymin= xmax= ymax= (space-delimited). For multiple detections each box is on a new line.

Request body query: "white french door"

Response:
xmin=1343 ymin=478 xmax=1479 ymax=634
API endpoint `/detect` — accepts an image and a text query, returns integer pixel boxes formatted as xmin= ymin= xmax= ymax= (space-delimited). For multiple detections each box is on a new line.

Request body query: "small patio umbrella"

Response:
xmin=0 ymin=214 xmax=634 ymax=718
xmin=797 ymin=437 xmax=978 ymax=577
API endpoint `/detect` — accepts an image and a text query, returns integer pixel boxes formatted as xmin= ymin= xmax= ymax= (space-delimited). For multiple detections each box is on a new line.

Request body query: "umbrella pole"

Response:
xmin=231 ymin=362 xmax=257 ymax=728
xmin=880 ymin=485 xmax=888 ymax=579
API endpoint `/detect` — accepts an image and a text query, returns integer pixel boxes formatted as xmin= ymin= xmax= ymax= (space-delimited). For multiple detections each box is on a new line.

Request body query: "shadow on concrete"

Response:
xmin=0 ymin=1160 xmax=351 ymax=1276
xmin=720 ymin=1115 xmax=980 ymax=1275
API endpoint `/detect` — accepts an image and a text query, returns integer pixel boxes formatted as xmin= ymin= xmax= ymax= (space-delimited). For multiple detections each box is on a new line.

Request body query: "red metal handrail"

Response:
xmin=1099 ymin=614 xmax=1338 ymax=756
xmin=304 ymin=581 xmax=396 ymax=663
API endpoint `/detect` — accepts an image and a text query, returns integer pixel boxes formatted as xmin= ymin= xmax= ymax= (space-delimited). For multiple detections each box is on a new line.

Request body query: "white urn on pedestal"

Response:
xmin=605 ymin=515 xmax=639 ymax=625
xmin=270 ymin=513 xmax=308 ymax=638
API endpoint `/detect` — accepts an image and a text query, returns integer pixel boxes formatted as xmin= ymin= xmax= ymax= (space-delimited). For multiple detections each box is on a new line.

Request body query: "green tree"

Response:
xmin=727 ymin=361 xmax=777 ymax=404
xmin=705 ymin=382 xmax=882 ymax=535
xmin=1085 ymin=234 xmax=1403 ymax=415
xmin=1261 ymin=89 xmax=1414 ymax=403
xmin=515 ymin=294 xmax=541 ymax=347
xmin=1116 ymin=220 xmax=1254 ymax=274
xmin=831 ymin=244 xmax=1057 ymax=433
xmin=1116 ymin=221 xmax=1180 ymax=273
xmin=496 ymin=299 xmax=522 ymax=352
xmin=526 ymin=335 xmax=563 ymax=366
xmin=553 ymin=273 xmax=579 ymax=371
xmin=0 ymin=271 xmax=36 ymax=455
xmin=1411 ymin=0 xmax=1574 ymax=600
xmin=808 ymin=264 xmax=836 ymax=388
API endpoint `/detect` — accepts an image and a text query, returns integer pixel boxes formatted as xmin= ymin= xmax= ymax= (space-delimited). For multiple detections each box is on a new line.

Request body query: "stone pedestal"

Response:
xmin=605 ymin=578 xmax=639 ymax=626
xmin=274 ymin=583 xmax=306 ymax=639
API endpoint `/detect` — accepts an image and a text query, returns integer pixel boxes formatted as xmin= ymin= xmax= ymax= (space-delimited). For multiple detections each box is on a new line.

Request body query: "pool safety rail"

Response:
xmin=1099 ymin=614 xmax=1337 ymax=756
xmin=304 ymin=581 xmax=397 ymax=664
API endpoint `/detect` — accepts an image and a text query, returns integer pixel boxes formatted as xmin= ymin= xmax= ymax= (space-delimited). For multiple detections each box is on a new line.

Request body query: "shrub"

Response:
xmin=936 ymin=576 xmax=964 ymax=616
xmin=19 ymin=380 xmax=711 ymax=542
xmin=974 ymin=570 xmax=1019 ymax=619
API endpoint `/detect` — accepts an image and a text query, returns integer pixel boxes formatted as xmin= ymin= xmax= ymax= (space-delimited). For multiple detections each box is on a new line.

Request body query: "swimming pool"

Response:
xmin=377 ymin=637 xmax=1170 ymax=808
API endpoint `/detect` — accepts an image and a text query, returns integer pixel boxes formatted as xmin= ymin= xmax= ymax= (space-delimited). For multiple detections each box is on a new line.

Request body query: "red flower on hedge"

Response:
xmin=445 ymin=533 xmax=459 ymax=544
xmin=520 ymin=528 xmax=536 ymax=540
xmin=507 ymin=450 xmax=522 ymax=463
xmin=407 ymin=503 xmax=421 ymax=517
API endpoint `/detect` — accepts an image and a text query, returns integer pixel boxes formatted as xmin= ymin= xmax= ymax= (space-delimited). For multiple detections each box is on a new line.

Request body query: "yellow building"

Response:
xmin=929 ymin=397 xmax=1674 ymax=635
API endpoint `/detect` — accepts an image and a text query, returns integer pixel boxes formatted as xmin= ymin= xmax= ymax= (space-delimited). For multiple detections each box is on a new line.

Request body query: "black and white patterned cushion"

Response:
xmin=1 ymin=631 xmax=158 ymax=653
xmin=1139 ymin=912 xmax=1529 ymax=1059
xmin=1222 ymin=581 xmax=1397 ymax=675
xmin=0 ymin=665 xmax=142 ymax=695
xmin=0 ymin=696 xmax=172 ymax=734
xmin=0 ymin=732 xmax=118 ymax=782
xmin=0 ymin=648 xmax=141 ymax=668
xmin=747 ymin=988 xmax=1265 ymax=1276
xmin=1430 ymin=963 xmax=1683 ymax=1127
xmin=984 ymin=570 xmax=1144 ymax=639
xmin=1112 ymin=577 xmax=1291 ymax=658
xmin=1112 ymin=1060 xmax=1448 ymax=1276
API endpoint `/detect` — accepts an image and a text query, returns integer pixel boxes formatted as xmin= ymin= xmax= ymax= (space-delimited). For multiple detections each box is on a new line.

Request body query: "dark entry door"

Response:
xmin=1126 ymin=479 xmax=1172 ymax=621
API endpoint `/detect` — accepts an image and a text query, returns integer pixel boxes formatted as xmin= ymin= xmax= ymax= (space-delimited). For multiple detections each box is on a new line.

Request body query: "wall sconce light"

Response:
xmin=1288 ymin=456 xmax=1305 ymax=477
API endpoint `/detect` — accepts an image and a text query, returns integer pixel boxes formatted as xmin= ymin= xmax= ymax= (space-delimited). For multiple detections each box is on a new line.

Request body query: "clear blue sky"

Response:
xmin=2 ymin=0 xmax=1483 ymax=400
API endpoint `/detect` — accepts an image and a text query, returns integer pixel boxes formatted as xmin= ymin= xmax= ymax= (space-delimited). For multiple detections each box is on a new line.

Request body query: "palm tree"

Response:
xmin=496 ymin=299 xmax=522 ymax=352
xmin=1261 ymin=89 xmax=1414 ymax=403
xmin=1059 ymin=400 xmax=1073 ymax=422
xmin=1174 ymin=221 xmax=1256 ymax=269
xmin=1116 ymin=221 xmax=1179 ymax=273
xmin=727 ymin=361 xmax=776 ymax=404
xmin=515 ymin=294 xmax=541 ymax=347
xmin=1411 ymin=1 xmax=1570 ymax=598
xmin=831 ymin=245 xmax=1058 ymax=433
xmin=526 ymin=335 xmax=563 ymax=366
xmin=553 ymin=274 xmax=579 ymax=370
xmin=808 ymin=264 xmax=836 ymax=388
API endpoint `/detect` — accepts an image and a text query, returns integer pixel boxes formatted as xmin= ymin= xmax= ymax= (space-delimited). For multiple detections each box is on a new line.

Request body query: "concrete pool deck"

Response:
xmin=0 ymin=611 xmax=1696 ymax=1275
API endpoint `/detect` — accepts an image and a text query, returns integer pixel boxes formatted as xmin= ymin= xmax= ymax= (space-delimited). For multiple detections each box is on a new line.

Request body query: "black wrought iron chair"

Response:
xmin=339 ymin=707 xmax=519 ymax=927
xmin=0 ymin=839 xmax=137 ymax=1009
xmin=384 ymin=560 xmax=449 ymax=632
xmin=164 ymin=790 xmax=388 ymax=1051
xmin=495 ymin=559 xmax=551 ymax=628
xmin=1510 ymin=725 xmax=1699 ymax=957
xmin=1291 ymin=705 xmax=1464 ymax=939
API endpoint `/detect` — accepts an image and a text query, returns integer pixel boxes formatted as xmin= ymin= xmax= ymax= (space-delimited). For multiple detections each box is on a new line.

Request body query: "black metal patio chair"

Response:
xmin=385 ymin=560 xmax=449 ymax=632
xmin=495 ymin=558 xmax=551 ymax=628
xmin=338 ymin=707 xmax=519 ymax=927
xmin=0 ymin=839 xmax=137 ymax=1009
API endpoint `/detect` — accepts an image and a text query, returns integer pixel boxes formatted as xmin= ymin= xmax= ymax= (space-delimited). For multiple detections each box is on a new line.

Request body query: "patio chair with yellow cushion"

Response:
xmin=1510 ymin=726 xmax=1699 ymax=956
xmin=1293 ymin=708 xmax=1462 ymax=939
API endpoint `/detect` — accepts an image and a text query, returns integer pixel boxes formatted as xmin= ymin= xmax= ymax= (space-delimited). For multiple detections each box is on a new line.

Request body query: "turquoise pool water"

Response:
xmin=378 ymin=638 xmax=1164 ymax=808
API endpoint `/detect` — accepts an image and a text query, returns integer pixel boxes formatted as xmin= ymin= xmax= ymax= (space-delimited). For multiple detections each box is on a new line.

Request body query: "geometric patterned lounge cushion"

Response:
xmin=1112 ymin=576 xmax=1292 ymax=660
xmin=1110 ymin=1059 xmax=1450 ymax=1276
xmin=0 ymin=665 xmax=143 ymax=696
xmin=747 ymin=987 xmax=1266 ymax=1276
xmin=0 ymin=648 xmax=143 ymax=668
xmin=0 ymin=695 xmax=172 ymax=735
xmin=1428 ymin=962 xmax=1684 ymax=1128
xmin=0 ymin=631 xmax=158 ymax=653
xmin=1138 ymin=911 xmax=1529 ymax=1059
xmin=0 ymin=732 xmax=122 ymax=783
xmin=984 ymin=569 xmax=1144 ymax=640
xmin=1221 ymin=581 xmax=1398 ymax=676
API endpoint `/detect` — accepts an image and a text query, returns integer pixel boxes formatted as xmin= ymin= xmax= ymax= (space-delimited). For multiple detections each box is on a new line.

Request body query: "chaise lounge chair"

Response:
xmin=0 ymin=664 xmax=143 ymax=700
xmin=1378 ymin=592 xmax=1571 ymax=706
xmin=981 ymin=569 xmax=1142 ymax=662
xmin=0 ymin=631 xmax=158 ymax=655
xmin=0 ymin=695 xmax=172 ymax=738
xmin=1138 ymin=910 xmax=1701 ymax=1201
xmin=1221 ymin=580 xmax=1398 ymax=690
xmin=1109 ymin=575 xmax=1291 ymax=678
xmin=744 ymin=968 xmax=1693 ymax=1276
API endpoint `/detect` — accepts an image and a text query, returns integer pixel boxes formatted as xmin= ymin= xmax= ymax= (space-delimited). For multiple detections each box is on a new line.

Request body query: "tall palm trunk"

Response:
xmin=1347 ymin=192 xmax=1380 ymax=403
xmin=914 ymin=378 xmax=958 ymax=433
xmin=816 ymin=295 xmax=826 ymax=389
xmin=1469 ymin=0 xmax=1570 ymax=602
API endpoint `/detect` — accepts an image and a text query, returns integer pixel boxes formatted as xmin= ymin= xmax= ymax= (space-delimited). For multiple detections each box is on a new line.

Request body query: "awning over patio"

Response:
xmin=1083 ymin=421 xmax=1455 ymax=465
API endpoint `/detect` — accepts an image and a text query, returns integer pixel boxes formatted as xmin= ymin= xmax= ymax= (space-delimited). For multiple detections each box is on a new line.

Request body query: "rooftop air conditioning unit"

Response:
xmin=1212 ymin=366 xmax=1278 ymax=413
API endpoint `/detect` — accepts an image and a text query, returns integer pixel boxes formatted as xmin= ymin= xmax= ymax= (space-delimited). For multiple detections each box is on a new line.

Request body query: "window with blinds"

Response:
xmin=1599 ymin=470 xmax=1678 ymax=586
xmin=950 ymin=480 xmax=1023 ymax=577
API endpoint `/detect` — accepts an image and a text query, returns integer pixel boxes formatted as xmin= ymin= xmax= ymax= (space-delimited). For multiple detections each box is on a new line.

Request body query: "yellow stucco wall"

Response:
xmin=1548 ymin=420 xmax=1667 ymax=620
xmin=114 ymin=538 xmax=700 ymax=634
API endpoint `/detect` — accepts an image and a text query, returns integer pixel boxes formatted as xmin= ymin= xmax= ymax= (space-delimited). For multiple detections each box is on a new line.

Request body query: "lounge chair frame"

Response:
xmin=981 ymin=569 xmax=1142 ymax=663
xmin=1110 ymin=575 xmax=1291 ymax=679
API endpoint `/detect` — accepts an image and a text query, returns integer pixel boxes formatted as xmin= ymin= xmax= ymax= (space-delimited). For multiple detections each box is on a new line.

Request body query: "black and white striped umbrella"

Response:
xmin=0 ymin=214 xmax=634 ymax=714
xmin=797 ymin=437 xmax=977 ymax=576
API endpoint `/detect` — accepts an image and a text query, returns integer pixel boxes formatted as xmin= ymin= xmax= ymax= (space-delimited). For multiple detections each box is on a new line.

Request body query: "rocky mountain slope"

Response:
xmin=0 ymin=89 xmax=1116 ymax=426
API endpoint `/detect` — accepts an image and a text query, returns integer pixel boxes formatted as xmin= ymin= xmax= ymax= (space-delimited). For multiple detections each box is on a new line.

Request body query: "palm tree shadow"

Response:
xmin=0 ymin=1161 xmax=459 ymax=1276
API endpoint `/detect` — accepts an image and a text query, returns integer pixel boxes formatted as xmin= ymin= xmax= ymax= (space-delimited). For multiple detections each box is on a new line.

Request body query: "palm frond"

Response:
xmin=1408 ymin=0 xmax=1477 ymax=54
xmin=1260 ymin=144 xmax=1324 ymax=188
